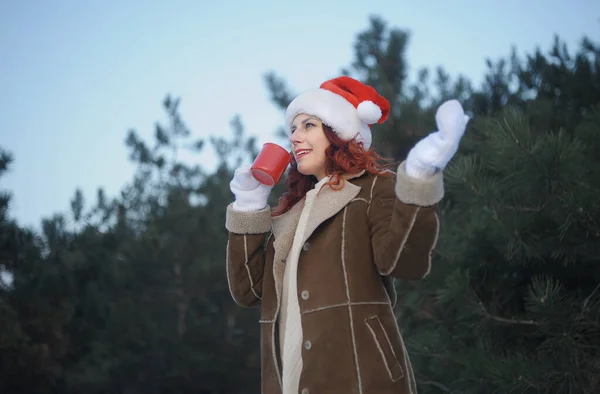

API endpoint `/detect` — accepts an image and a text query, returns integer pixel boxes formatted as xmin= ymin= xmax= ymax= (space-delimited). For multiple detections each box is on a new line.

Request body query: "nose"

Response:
xmin=290 ymin=129 xmax=301 ymax=145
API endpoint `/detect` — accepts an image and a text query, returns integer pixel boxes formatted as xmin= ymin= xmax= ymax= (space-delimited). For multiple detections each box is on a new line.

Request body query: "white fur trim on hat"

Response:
xmin=356 ymin=123 xmax=372 ymax=149
xmin=285 ymin=88 xmax=372 ymax=149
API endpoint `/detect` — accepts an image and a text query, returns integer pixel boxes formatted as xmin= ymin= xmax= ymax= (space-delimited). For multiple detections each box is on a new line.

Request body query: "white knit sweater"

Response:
xmin=279 ymin=177 xmax=329 ymax=394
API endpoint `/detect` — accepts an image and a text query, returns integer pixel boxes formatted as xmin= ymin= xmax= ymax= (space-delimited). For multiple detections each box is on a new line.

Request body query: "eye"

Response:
xmin=305 ymin=122 xmax=315 ymax=129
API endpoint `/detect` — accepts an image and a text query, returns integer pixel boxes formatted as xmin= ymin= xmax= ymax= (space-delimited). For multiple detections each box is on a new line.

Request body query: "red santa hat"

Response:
xmin=284 ymin=76 xmax=390 ymax=149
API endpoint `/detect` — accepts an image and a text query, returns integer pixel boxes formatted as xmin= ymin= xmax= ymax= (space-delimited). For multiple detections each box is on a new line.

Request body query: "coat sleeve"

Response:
xmin=225 ymin=203 xmax=272 ymax=308
xmin=368 ymin=161 xmax=443 ymax=280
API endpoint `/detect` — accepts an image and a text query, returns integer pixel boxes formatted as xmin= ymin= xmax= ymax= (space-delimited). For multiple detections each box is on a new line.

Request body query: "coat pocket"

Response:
xmin=365 ymin=315 xmax=404 ymax=382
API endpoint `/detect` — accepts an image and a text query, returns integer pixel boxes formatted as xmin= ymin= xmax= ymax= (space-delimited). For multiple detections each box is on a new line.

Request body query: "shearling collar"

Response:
xmin=271 ymin=170 xmax=366 ymax=241
xmin=271 ymin=171 xmax=364 ymax=259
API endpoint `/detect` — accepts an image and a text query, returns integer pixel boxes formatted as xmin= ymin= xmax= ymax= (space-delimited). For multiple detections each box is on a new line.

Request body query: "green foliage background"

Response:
xmin=1 ymin=16 xmax=599 ymax=394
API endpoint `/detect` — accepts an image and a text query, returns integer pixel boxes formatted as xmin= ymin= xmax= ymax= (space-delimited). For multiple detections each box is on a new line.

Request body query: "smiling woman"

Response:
xmin=291 ymin=114 xmax=330 ymax=181
xmin=224 ymin=76 xmax=470 ymax=394
xmin=290 ymin=115 xmax=330 ymax=181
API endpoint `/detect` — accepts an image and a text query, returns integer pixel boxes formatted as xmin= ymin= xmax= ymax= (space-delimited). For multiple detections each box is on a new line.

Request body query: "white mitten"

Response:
xmin=406 ymin=99 xmax=470 ymax=179
xmin=230 ymin=165 xmax=273 ymax=212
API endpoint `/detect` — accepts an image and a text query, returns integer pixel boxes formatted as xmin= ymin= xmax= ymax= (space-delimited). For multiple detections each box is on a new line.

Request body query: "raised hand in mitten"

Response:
xmin=405 ymin=99 xmax=470 ymax=179
xmin=230 ymin=165 xmax=273 ymax=212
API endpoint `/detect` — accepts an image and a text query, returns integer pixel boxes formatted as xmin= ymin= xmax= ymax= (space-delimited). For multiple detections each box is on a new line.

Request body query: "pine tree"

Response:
xmin=402 ymin=36 xmax=600 ymax=394
xmin=0 ymin=96 xmax=265 ymax=393
xmin=405 ymin=105 xmax=600 ymax=394
xmin=59 ymin=96 xmax=264 ymax=393
xmin=0 ymin=148 xmax=68 ymax=393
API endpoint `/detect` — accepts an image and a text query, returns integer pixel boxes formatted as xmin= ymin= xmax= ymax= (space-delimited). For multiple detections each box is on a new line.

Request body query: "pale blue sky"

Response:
xmin=2 ymin=0 xmax=599 ymax=230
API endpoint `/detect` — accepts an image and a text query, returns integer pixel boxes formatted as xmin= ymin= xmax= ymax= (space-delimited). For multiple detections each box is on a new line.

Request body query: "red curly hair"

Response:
xmin=271 ymin=125 xmax=394 ymax=216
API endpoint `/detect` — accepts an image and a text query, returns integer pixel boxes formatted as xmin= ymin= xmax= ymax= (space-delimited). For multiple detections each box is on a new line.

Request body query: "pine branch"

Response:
xmin=498 ymin=111 xmax=545 ymax=173
xmin=409 ymin=350 xmax=446 ymax=360
xmin=573 ymin=179 xmax=600 ymax=192
xmin=580 ymin=284 xmax=600 ymax=326
xmin=500 ymin=201 xmax=548 ymax=212
xmin=582 ymin=284 xmax=600 ymax=311
xmin=478 ymin=300 xmax=542 ymax=326
xmin=418 ymin=379 xmax=451 ymax=392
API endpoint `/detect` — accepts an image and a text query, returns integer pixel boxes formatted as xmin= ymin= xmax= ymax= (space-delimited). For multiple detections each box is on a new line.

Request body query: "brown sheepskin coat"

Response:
xmin=225 ymin=161 xmax=443 ymax=394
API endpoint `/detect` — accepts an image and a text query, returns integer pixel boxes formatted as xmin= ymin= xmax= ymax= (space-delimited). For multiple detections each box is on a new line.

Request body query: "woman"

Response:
xmin=225 ymin=76 xmax=469 ymax=394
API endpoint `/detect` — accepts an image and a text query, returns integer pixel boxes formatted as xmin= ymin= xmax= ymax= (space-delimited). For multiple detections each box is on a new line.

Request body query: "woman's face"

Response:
xmin=290 ymin=114 xmax=331 ymax=181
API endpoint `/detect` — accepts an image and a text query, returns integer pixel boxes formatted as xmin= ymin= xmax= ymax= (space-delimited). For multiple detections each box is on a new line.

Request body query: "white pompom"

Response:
xmin=357 ymin=100 xmax=382 ymax=124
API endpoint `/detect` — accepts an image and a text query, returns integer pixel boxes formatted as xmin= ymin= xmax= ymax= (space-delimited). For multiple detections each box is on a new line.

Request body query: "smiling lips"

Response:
xmin=295 ymin=149 xmax=312 ymax=160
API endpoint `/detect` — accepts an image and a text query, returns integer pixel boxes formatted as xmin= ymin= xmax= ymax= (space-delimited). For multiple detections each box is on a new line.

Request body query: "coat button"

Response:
xmin=304 ymin=340 xmax=312 ymax=350
xmin=301 ymin=389 xmax=309 ymax=394
xmin=301 ymin=290 xmax=310 ymax=300
xmin=302 ymin=242 xmax=310 ymax=251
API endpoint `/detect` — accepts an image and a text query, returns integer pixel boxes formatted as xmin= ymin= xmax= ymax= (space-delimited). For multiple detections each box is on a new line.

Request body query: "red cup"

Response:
xmin=251 ymin=143 xmax=292 ymax=186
